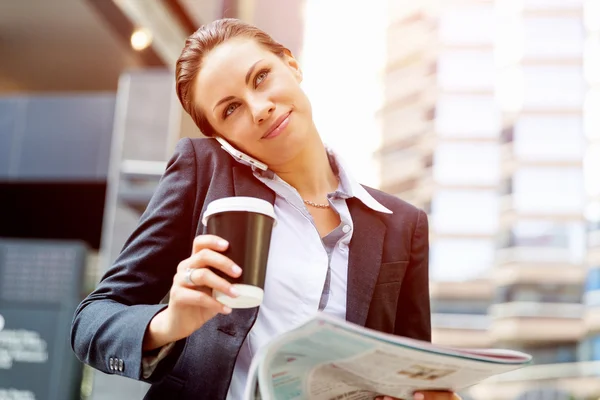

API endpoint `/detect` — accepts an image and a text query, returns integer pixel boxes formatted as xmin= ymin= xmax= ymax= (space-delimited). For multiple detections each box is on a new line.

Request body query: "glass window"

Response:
xmin=515 ymin=343 xmax=578 ymax=364
xmin=431 ymin=299 xmax=491 ymax=315
xmin=380 ymin=147 xmax=420 ymax=164
xmin=511 ymin=220 xmax=586 ymax=250
xmin=495 ymin=283 xmax=583 ymax=303
xmin=433 ymin=143 xmax=500 ymax=186
xmin=495 ymin=15 xmax=524 ymax=68
xmin=524 ymin=0 xmax=583 ymax=9
xmin=435 ymin=94 xmax=501 ymax=138
xmin=578 ymin=334 xmax=600 ymax=361
xmin=585 ymin=0 xmax=600 ymax=33
xmin=590 ymin=221 xmax=600 ymax=232
xmin=386 ymin=24 xmax=433 ymax=68
xmin=523 ymin=17 xmax=584 ymax=59
xmin=513 ymin=167 xmax=585 ymax=214
xmin=383 ymin=64 xmax=429 ymax=104
xmin=437 ymin=51 xmax=495 ymax=91
xmin=590 ymin=230 xmax=600 ymax=250
xmin=431 ymin=314 xmax=490 ymax=330
xmin=499 ymin=177 xmax=513 ymax=196
xmin=584 ymin=89 xmax=600 ymax=140
xmin=585 ymin=268 xmax=600 ymax=292
xmin=586 ymin=227 xmax=600 ymax=250
xmin=586 ymin=202 xmax=600 ymax=228
xmin=380 ymin=104 xmax=429 ymax=143
xmin=430 ymin=238 xmax=494 ymax=281
xmin=584 ymin=33 xmax=600 ymax=84
xmin=514 ymin=116 xmax=585 ymax=161
xmin=431 ymin=190 xmax=499 ymax=235
xmin=523 ymin=65 xmax=585 ymax=109
xmin=585 ymin=143 xmax=600 ymax=197
xmin=501 ymin=126 xmax=514 ymax=144
xmin=439 ymin=5 xmax=495 ymax=45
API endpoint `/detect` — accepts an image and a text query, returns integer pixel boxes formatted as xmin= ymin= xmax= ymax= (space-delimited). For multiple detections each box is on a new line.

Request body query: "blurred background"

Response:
xmin=0 ymin=0 xmax=599 ymax=399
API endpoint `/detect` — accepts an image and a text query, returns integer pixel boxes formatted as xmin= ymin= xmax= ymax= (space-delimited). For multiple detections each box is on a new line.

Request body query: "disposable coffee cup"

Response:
xmin=202 ymin=196 xmax=276 ymax=309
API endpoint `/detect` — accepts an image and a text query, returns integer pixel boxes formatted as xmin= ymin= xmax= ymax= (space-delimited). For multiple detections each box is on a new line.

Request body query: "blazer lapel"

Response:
xmin=232 ymin=166 xmax=276 ymax=204
xmin=346 ymin=198 xmax=386 ymax=326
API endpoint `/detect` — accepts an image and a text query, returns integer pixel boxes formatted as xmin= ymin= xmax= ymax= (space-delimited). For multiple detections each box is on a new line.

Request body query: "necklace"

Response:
xmin=302 ymin=176 xmax=339 ymax=209
xmin=303 ymin=199 xmax=330 ymax=209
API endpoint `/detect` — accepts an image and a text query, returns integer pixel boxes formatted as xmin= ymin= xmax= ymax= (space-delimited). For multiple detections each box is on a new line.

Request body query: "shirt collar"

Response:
xmin=325 ymin=147 xmax=393 ymax=215
xmin=223 ymin=141 xmax=392 ymax=215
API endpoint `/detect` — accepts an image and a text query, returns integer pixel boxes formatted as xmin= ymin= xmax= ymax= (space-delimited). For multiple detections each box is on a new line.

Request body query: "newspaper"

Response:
xmin=243 ymin=313 xmax=532 ymax=400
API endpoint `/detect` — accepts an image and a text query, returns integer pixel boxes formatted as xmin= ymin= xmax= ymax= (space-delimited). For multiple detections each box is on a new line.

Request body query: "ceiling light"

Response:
xmin=131 ymin=29 xmax=152 ymax=51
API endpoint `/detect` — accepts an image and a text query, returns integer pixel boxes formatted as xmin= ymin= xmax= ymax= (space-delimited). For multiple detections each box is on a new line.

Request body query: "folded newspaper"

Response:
xmin=243 ymin=313 xmax=532 ymax=400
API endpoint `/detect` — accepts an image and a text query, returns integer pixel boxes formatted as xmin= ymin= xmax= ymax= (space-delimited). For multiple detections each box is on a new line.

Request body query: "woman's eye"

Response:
xmin=224 ymin=103 xmax=239 ymax=118
xmin=255 ymin=70 xmax=269 ymax=86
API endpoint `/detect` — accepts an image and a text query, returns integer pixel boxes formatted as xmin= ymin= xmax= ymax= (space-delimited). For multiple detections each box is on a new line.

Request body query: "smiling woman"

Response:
xmin=175 ymin=20 xmax=289 ymax=137
xmin=70 ymin=18 xmax=445 ymax=400
xmin=176 ymin=22 xmax=313 ymax=169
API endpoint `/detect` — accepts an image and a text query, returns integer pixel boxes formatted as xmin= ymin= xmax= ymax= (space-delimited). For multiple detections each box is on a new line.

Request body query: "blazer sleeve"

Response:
xmin=70 ymin=138 xmax=201 ymax=383
xmin=394 ymin=209 xmax=432 ymax=341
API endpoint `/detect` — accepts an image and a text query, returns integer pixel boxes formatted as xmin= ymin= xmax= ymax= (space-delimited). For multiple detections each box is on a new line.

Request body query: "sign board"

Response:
xmin=0 ymin=239 xmax=86 ymax=400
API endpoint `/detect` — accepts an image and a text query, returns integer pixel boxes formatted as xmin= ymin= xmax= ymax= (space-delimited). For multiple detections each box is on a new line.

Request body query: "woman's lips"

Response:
xmin=262 ymin=111 xmax=291 ymax=139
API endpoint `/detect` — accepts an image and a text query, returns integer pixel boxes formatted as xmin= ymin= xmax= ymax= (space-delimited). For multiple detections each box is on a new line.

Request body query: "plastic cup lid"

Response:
xmin=213 ymin=284 xmax=263 ymax=309
xmin=202 ymin=196 xmax=277 ymax=226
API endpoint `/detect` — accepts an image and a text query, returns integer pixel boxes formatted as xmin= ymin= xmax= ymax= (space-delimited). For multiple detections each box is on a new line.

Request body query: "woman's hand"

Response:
xmin=376 ymin=391 xmax=461 ymax=400
xmin=142 ymin=235 xmax=241 ymax=351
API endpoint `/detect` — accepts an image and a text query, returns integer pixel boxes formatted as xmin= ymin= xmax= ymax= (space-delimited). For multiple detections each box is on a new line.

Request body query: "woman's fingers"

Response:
xmin=177 ymin=265 xmax=239 ymax=298
xmin=191 ymin=234 xmax=229 ymax=255
xmin=169 ymin=285 xmax=231 ymax=315
xmin=179 ymin=247 xmax=242 ymax=279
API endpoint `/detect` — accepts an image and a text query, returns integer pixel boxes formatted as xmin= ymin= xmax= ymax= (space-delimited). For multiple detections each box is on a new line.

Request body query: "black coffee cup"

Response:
xmin=202 ymin=196 xmax=276 ymax=308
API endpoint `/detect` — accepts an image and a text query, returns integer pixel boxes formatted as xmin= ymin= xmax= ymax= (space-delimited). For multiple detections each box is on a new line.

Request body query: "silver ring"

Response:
xmin=184 ymin=268 xmax=196 ymax=286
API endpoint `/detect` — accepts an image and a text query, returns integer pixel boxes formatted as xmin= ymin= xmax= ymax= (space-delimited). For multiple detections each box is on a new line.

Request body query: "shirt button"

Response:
xmin=109 ymin=358 xmax=114 ymax=370
xmin=118 ymin=359 xmax=124 ymax=372
xmin=342 ymin=225 xmax=351 ymax=234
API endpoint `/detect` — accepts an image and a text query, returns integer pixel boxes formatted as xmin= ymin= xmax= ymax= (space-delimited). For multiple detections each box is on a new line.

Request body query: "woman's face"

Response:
xmin=193 ymin=37 xmax=313 ymax=167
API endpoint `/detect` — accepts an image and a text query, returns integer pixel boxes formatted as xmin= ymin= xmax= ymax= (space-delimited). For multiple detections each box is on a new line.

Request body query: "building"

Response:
xmin=378 ymin=0 xmax=600 ymax=399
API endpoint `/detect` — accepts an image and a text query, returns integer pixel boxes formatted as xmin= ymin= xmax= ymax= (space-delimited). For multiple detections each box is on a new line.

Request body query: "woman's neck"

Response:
xmin=269 ymin=129 xmax=338 ymax=201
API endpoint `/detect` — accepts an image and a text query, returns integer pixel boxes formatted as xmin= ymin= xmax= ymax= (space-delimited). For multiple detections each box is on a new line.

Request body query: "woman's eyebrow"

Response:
xmin=245 ymin=59 xmax=264 ymax=85
xmin=214 ymin=96 xmax=234 ymax=112
xmin=213 ymin=59 xmax=265 ymax=112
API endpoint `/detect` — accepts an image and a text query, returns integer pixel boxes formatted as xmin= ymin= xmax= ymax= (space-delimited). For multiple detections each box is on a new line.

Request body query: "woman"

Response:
xmin=70 ymin=18 xmax=460 ymax=400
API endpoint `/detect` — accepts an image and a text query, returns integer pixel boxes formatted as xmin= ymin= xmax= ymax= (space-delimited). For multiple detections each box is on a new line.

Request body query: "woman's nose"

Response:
xmin=251 ymin=100 xmax=275 ymax=124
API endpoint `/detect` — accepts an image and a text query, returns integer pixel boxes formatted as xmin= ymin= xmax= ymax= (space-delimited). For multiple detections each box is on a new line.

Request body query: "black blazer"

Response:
xmin=70 ymin=137 xmax=431 ymax=400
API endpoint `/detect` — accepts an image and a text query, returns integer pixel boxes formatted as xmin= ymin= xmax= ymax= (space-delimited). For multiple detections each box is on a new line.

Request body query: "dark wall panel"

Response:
xmin=0 ymin=94 xmax=115 ymax=181
xmin=0 ymin=182 xmax=107 ymax=250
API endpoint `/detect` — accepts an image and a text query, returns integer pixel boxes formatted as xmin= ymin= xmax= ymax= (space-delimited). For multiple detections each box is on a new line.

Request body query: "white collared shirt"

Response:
xmin=226 ymin=149 xmax=391 ymax=399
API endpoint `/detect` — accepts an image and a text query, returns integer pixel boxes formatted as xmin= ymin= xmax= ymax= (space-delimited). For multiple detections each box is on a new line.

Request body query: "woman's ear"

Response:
xmin=283 ymin=51 xmax=303 ymax=83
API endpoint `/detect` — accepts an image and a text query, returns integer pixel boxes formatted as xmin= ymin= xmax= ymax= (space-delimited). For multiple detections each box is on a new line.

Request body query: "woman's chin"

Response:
xmin=261 ymin=146 xmax=304 ymax=169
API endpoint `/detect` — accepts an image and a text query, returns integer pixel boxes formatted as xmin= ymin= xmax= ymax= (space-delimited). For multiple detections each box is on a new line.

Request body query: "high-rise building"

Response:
xmin=379 ymin=0 xmax=600 ymax=399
